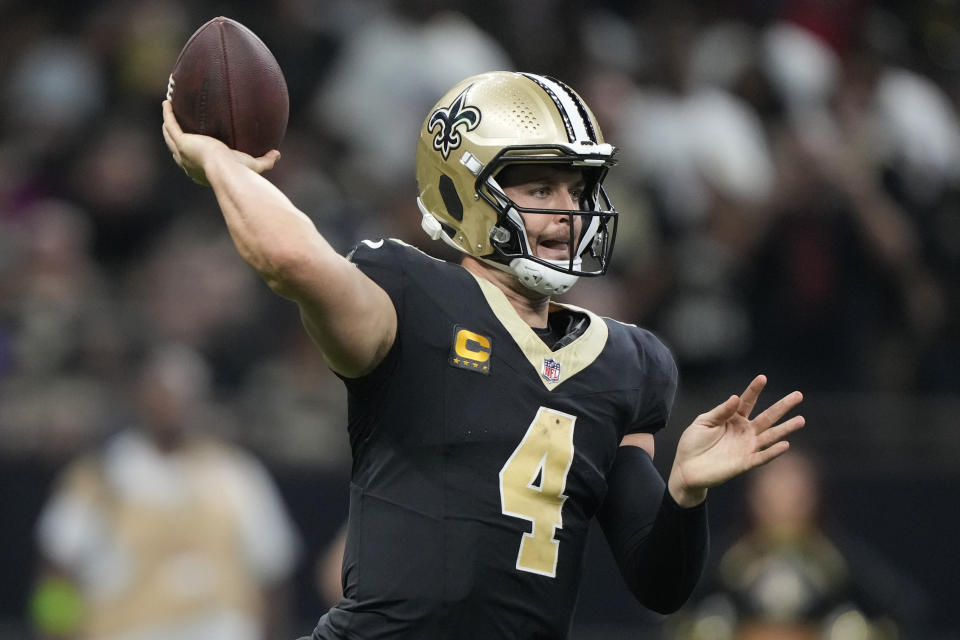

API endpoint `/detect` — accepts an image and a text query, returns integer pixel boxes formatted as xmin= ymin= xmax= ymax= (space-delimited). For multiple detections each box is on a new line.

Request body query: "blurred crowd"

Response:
xmin=667 ymin=449 xmax=925 ymax=640
xmin=2 ymin=0 xmax=959 ymax=637
xmin=2 ymin=0 xmax=959 ymax=467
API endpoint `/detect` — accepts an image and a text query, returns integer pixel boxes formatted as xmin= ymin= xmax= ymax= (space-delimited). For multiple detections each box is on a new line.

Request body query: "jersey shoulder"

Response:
xmin=347 ymin=237 xmax=447 ymax=271
xmin=609 ymin=319 xmax=677 ymax=383
xmin=602 ymin=318 xmax=679 ymax=434
xmin=347 ymin=238 xmax=462 ymax=300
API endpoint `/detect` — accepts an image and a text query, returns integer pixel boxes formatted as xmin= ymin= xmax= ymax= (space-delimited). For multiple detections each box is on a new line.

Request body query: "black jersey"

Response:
xmin=313 ymin=239 xmax=678 ymax=640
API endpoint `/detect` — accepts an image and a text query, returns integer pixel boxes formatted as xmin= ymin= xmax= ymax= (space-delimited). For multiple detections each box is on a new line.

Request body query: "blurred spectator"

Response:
xmin=65 ymin=116 xmax=169 ymax=266
xmin=30 ymin=343 xmax=301 ymax=640
xmin=666 ymin=450 xmax=922 ymax=640
xmin=310 ymin=2 xmax=512 ymax=200
xmin=122 ymin=216 xmax=280 ymax=390
xmin=603 ymin=9 xmax=777 ymax=380
xmin=0 ymin=198 xmax=108 ymax=378
xmin=746 ymin=9 xmax=954 ymax=392
xmin=236 ymin=330 xmax=350 ymax=471
xmin=0 ymin=198 xmax=122 ymax=458
xmin=2 ymin=34 xmax=105 ymax=158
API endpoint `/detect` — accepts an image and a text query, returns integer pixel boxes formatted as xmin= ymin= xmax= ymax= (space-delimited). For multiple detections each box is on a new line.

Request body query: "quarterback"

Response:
xmin=162 ymin=71 xmax=805 ymax=639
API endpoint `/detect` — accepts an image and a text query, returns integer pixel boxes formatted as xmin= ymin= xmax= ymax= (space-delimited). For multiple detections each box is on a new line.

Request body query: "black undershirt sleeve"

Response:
xmin=596 ymin=445 xmax=709 ymax=614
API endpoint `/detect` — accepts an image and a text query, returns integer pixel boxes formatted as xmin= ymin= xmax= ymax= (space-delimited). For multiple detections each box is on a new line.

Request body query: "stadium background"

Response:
xmin=1 ymin=0 xmax=958 ymax=638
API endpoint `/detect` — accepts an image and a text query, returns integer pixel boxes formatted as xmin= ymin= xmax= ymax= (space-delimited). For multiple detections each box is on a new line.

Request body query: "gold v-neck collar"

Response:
xmin=469 ymin=272 xmax=608 ymax=391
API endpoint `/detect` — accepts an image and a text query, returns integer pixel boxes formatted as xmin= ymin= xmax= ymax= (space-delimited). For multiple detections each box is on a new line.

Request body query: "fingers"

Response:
xmin=752 ymin=390 xmax=803 ymax=432
xmin=161 ymin=100 xmax=183 ymax=165
xmin=757 ymin=415 xmax=805 ymax=450
xmin=699 ymin=394 xmax=740 ymax=427
xmin=162 ymin=100 xmax=183 ymax=136
xmin=752 ymin=414 xmax=805 ymax=469
xmin=161 ymin=122 xmax=179 ymax=161
xmin=752 ymin=440 xmax=791 ymax=467
xmin=737 ymin=374 xmax=767 ymax=418
xmin=231 ymin=149 xmax=280 ymax=174
xmin=251 ymin=149 xmax=281 ymax=173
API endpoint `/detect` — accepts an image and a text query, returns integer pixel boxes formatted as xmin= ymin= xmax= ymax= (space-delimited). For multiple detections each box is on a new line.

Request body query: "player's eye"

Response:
xmin=530 ymin=186 xmax=551 ymax=198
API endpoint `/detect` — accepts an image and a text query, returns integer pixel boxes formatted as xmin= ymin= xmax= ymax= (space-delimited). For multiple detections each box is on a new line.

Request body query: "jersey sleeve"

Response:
xmin=338 ymin=239 xmax=410 ymax=423
xmin=626 ymin=328 xmax=679 ymax=435
xmin=345 ymin=238 xmax=407 ymax=310
xmin=340 ymin=237 xmax=407 ymax=383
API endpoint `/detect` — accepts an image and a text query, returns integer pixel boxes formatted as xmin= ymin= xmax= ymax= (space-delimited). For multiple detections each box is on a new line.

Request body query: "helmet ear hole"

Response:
xmin=439 ymin=174 xmax=463 ymax=221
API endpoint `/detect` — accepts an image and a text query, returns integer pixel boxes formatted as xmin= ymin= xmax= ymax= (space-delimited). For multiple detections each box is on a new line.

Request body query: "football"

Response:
xmin=167 ymin=16 xmax=288 ymax=157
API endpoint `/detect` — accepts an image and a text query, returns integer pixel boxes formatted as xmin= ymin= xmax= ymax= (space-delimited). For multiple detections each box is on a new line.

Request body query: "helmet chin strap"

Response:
xmin=510 ymin=257 xmax=581 ymax=295
xmin=481 ymin=255 xmax=581 ymax=296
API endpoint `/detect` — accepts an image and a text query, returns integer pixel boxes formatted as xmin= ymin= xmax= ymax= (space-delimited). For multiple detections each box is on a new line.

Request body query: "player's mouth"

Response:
xmin=538 ymin=238 xmax=571 ymax=260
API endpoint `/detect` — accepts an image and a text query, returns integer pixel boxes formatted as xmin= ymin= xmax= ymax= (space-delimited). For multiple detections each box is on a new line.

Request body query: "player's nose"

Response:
xmin=549 ymin=192 xmax=578 ymax=217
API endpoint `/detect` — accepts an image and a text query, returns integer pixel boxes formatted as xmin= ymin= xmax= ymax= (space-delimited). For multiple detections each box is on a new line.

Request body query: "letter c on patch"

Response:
xmin=455 ymin=329 xmax=491 ymax=362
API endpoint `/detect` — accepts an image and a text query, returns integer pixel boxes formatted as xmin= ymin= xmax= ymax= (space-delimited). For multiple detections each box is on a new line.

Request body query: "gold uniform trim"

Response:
xmin=469 ymin=272 xmax=609 ymax=390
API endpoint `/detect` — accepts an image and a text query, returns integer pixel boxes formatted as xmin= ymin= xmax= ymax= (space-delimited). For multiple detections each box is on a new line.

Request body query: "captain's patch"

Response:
xmin=450 ymin=325 xmax=492 ymax=375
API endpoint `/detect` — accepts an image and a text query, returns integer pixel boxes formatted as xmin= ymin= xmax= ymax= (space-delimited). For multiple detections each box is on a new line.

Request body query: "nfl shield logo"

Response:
xmin=541 ymin=357 xmax=561 ymax=382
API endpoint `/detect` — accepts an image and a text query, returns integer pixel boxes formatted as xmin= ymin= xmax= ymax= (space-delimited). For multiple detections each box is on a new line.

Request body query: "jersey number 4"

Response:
xmin=499 ymin=407 xmax=576 ymax=578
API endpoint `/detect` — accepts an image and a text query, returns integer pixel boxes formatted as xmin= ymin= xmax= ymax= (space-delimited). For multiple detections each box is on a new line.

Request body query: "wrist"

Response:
xmin=200 ymin=144 xmax=233 ymax=175
xmin=197 ymin=145 xmax=241 ymax=187
xmin=667 ymin=473 xmax=707 ymax=508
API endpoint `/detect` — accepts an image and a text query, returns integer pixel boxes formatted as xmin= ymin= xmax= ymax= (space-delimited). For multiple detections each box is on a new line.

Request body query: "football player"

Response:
xmin=162 ymin=70 xmax=805 ymax=639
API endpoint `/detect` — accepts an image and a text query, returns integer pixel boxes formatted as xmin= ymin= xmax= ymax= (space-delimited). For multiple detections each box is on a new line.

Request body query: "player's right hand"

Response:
xmin=161 ymin=100 xmax=279 ymax=186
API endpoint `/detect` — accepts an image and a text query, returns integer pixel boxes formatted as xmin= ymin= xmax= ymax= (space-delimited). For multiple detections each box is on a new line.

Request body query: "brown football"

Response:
xmin=167 ymin=16 xmax=288 ymax=157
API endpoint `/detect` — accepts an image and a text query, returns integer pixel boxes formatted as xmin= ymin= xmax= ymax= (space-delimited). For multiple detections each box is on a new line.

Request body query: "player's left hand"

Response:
xmin=668 ymin=375 xmax=804 ymax=507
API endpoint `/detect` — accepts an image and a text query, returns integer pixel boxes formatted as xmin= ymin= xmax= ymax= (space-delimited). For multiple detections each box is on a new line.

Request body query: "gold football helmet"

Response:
xmin=416 ymin=71 xmax=618 ymax=295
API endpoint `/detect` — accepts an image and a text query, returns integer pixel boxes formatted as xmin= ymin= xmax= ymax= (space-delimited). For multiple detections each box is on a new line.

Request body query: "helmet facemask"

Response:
xmin=473 ymin=147 xmax=618 ymax=294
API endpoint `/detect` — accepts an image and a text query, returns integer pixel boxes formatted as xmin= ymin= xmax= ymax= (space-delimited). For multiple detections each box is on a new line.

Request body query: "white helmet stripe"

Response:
xmin=520 ymin=73 xmax=596 ymax=143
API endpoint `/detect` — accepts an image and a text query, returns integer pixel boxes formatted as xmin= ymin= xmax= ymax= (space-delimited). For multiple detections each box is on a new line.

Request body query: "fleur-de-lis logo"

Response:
xmin=428 ymin=87 xmax=481 ymax=160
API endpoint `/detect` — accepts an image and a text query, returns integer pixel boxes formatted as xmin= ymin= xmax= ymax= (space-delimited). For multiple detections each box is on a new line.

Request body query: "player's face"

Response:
xmin=499 ymin=165 xmax=586 ymax=261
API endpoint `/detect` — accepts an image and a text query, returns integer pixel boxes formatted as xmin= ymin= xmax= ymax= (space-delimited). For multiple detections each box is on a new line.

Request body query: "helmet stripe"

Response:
xmin=520 ymin=73 xmax=596 ymax=143
xmin=548 ymin=76 xmax=598 ymax=143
